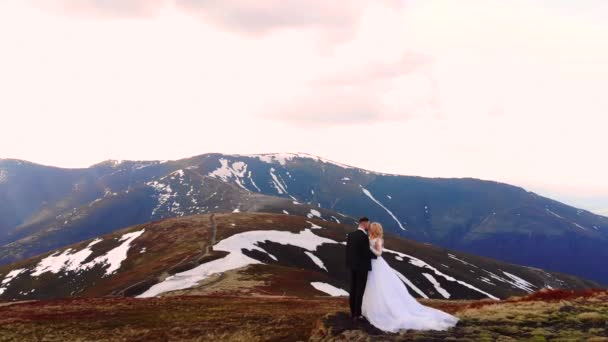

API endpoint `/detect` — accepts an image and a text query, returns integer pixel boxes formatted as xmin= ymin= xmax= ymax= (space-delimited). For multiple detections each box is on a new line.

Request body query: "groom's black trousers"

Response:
xmin=349 ymin=269 xmax=369 ymax=317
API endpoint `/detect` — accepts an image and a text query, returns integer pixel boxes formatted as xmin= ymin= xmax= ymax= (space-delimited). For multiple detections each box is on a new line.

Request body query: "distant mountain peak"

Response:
xmin=223 ymin=152 xmax=407 ymax=177
xmin=228 ymin=152 xmax=356 ymax=170
xmin=90 ymin=159 xmax=137 ymax=168
xmin=104 ymin=159 xmax=125 ymax=167
xmin=0 ymin=158 xmax=32 ymax=166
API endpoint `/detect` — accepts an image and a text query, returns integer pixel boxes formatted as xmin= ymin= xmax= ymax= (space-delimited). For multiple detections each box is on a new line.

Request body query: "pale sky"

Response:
xmin=1 ymin=0 xmax=607 ymax=214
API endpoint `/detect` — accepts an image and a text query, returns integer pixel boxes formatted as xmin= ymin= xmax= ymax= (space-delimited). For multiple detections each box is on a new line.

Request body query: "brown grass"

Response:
xmin=1 ymin=290 xmax=607 ymax=341
xmin=0 ymin=295 xmax=346 ymax=342
xmin=515 ymin=288 xmax=607 ymax=302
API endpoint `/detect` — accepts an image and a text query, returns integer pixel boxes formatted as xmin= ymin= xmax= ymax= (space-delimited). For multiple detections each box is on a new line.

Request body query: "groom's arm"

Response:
xmin=368 ymin=245 xmax=378 ymax=259
xmin=345 ymin=233 xmax=352 ymax=268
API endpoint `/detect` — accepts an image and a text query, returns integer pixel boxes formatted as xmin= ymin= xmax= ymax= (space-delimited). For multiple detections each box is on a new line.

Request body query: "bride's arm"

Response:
xmin=370 ymin=239 xmax=383 ymax=256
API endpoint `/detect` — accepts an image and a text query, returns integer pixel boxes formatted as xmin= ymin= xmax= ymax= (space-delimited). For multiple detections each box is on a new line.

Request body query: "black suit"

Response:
xmin=345 ymin=229 xmax=377 ymax=318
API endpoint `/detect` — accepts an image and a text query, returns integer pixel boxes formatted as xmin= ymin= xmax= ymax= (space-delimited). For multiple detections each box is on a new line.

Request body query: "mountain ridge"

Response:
xmin=2 ymin=153 xmax=529 ymax=184
xmin=1 ymin=152 xmax=607 ymax=284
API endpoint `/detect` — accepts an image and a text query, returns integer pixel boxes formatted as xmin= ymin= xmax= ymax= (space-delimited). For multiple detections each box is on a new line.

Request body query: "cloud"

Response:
xmin=315 ymin=53 xmax=432 ymax=86
xmin=30 ymin=0 xmax=402 ymax=42
xmin=30 ymin=0 xmax=169 ymax=17
xmin=176 ymin=0 xmax=360 ymax=34
xmin=261 ymin=53 xmax=440 ymax=126
xmin=263 ymin=90 xmax=383 ymax=127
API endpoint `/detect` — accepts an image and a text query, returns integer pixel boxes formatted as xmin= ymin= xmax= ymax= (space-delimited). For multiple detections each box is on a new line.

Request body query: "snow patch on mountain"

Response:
xmin=89 ymin=198 xmax=103 ymax=206
xmin=546 ymin=208 xmax=588 ymax=230
xmin=572 ymin=222 xmax=588 ymax=231
xmin=269 ymin=168 xmax=288 ymax=195
xmin=255 ymin=153 xmax=294 ymax=166
xmin=247 ymin=171 xmax=261 ymax=191
xmin=87 ymin=229 xmax=145 ymax=276
xmin=307 ymin=209 xmax=322 ymax=219
xmin=103 ymin=188 xmax=118 ymax=197
xmin=138 ymin=228 xmax=338 ymax=298
xmin=278 ymin=173 xmax=289 ymax=191
xmin=209 ymin=159 xmax=249 ymax=191
xmin=251 ymin=153 xmax=353 ymax=170
xmin=171 ymin=169 xmax=185 ymax=178
xmin=310 ymin=282 xmax=348 ymax=296
xmin=0 ymin=269 xmax=27 ymax=295
xmin=480 ymin=277 xmax=496 ymax=286
xmin=387 ymin=248 xmax=499 ymax=300
xmin=448 ymin=254 xmax=479 ymax=269
xmin=32 ymin=239 xmax=103 ymax=276
xmin=481 ymin=270 xmax=537 ymax=294
xmin=361 ymin=188 xmax=406 ymax=230
xmin=147 ymin=180 xmax=175 ymax=217
xmin=422 ymin=273 xmax=450 ymax=299
xmin=392 ymin=269 xmax=428 ymax=299
xmin=502 ymin=271 xmax=537 ymax=293
xmin=133 ymin=162 xmax=157 ymax=171
xmin=31 ymin=230 xmax=144 ymax=278
xmin=305 ymin=251 xmax=328 ymax=271
xmin=140 ymin=251 xmax=259 ymax=298
xmin=546 ymin=208 xmax=565 ymax=220
xmin=0 ymin=169 xmax=8 ymax=184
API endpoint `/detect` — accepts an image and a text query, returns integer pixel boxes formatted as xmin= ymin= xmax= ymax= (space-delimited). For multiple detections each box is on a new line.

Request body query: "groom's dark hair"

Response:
xmin=358 ymin=217 xmax=370 ymax=223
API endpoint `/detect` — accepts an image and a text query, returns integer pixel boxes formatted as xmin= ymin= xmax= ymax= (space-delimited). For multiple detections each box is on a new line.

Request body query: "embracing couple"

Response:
xmin=345 ymin=217 xmax=459 ymax=333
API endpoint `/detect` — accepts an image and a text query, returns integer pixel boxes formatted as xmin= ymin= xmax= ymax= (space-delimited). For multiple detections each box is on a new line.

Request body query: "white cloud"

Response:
xmin=262 ymin=54 xmax=439 ymax=126
xmin=28 ymin=0 xmax=169 ymax=17
xmin=29 ymin=0 xmax=402 ymax=43
xmin=177 ymin=0 xmax=360 ymax=33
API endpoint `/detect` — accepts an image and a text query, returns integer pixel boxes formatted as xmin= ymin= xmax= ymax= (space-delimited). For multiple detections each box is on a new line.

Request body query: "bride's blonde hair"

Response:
xmin=369 ymin=222 xmax=384 ymax=240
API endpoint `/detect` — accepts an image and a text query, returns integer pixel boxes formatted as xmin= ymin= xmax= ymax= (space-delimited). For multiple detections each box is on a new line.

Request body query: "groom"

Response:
xmin=345 ymin=217 xmax=377 ymax=322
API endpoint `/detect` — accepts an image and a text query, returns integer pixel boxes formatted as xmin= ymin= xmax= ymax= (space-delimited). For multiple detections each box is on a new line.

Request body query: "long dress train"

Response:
xmin=361 ymin=238 xmax=459 ymax=332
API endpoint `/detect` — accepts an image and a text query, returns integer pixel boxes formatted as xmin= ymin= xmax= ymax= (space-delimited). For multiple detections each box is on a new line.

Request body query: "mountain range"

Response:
xmin=1 ymin=153 xmax=607 ymax=284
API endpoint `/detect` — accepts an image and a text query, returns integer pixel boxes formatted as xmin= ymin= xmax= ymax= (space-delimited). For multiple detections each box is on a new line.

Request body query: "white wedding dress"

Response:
xmin=361 ymin=238 xmax=459 ymax=332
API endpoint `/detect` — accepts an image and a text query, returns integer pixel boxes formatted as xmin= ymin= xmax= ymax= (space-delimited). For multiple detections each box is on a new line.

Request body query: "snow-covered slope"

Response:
xmin=0 ymin=213 xmax=598 ymax=301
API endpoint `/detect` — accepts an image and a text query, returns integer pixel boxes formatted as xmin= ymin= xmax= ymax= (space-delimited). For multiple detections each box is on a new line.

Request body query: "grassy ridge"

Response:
xmin=1 ymin=290 xmax=607 ymax=341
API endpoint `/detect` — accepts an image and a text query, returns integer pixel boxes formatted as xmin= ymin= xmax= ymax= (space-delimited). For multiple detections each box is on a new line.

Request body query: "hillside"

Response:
xmin=2 ymin=153 xmax=608 ymax=284
xmin=0 ymin=213 xmax=598 ymax=302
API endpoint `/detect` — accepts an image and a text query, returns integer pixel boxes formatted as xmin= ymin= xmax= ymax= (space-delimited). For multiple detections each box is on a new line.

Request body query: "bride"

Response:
xmin=361 ymin=222 xmax=459 ymax=332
